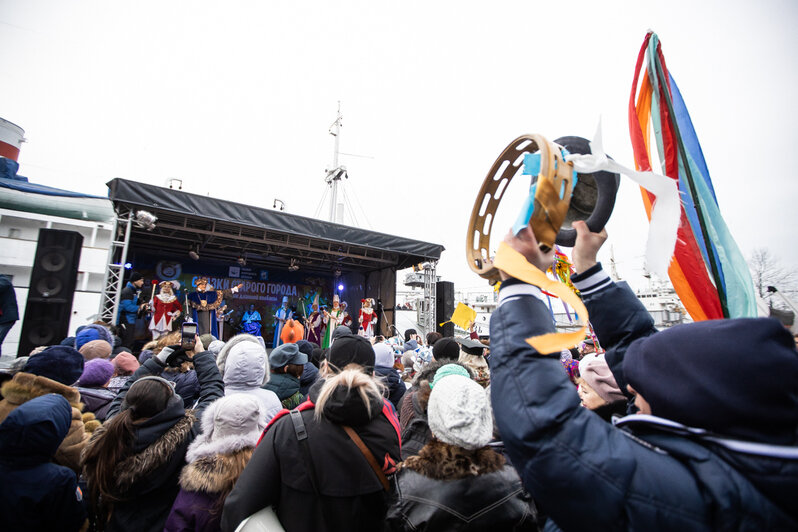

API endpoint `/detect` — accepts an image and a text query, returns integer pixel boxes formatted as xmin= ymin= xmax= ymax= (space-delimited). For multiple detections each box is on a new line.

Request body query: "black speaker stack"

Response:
xmin=17 ymin=229 xmax=83 ymax=357
xmin=435 ymin=281 xmax=455 ymax=337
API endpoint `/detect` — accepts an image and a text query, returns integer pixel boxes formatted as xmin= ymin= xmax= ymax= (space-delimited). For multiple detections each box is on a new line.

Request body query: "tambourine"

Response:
xmin=467 ymin=134 xmax=619 ymax=284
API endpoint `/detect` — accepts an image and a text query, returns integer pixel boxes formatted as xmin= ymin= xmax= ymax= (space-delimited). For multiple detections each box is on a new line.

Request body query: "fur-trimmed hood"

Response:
xmin=84 ymin=411 xmax=196 ymax=496
xmin=400 ymin=439 xmax=505 ymax=480
xmin=0 ymin=372 xmax=83 ymax=412
xmin=179 ymin=448 xmax=253 ymax=494
xmin=186 ymin=395 xmax=265 ymax=463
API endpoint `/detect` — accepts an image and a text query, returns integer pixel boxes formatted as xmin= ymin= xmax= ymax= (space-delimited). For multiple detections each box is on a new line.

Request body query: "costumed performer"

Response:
xmin=306 ymin=295 xmax=324 ymax=345
xmin=273 ymin=296 xmax=293 ymax=348
xmin=241 ymin=304 xmax=262 ymax=337
xmin=358 ymin=298 xmax=377 ymax=338
xmin=341 ymin=301 xmax=352 ymax=327
xmin=321 ymin=294 xmax=344 ymax=349
xmin=148 ymin=280 xmax=182 ymax=340
xmin=187 ymin=277 xmax=243 ymax=337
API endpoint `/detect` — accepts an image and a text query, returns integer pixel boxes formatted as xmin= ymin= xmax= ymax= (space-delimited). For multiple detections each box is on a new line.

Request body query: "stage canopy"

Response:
xmin=106 ymin=178 xmax=444 ymax=334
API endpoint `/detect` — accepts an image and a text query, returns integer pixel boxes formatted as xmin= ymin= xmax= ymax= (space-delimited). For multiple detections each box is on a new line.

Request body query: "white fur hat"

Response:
xmin=187 ymin=394 xmax=266 ymax=462
xmin=427 ymin=372 xmax=493 ymax=450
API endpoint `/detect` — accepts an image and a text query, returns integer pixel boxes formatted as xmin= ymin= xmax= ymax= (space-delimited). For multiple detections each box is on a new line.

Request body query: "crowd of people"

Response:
xmin=0 ymin=220 xmax=796 ymax=531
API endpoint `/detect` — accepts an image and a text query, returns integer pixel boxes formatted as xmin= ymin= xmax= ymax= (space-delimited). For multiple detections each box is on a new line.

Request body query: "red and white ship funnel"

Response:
xmin=0 ymin=118 xmax=25 ymax=161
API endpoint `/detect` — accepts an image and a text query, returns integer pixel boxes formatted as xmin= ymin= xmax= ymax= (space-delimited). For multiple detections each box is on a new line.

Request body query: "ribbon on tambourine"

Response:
xmin=564 ymin=122 xmax=681 ymax=277
xmin=493 ymin=242 xmax=589 ymax=354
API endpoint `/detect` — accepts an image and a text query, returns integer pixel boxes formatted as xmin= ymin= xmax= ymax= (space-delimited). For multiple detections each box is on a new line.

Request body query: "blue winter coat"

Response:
xmin=490 ymin=271 xmax=798 ymax=531
xmin=0 ymin=394 xmax=86 ymax=532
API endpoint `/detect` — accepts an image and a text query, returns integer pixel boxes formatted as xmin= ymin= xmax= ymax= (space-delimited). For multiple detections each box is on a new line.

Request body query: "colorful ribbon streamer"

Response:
xmin=628 ymin=32 xmax=757 ymax=320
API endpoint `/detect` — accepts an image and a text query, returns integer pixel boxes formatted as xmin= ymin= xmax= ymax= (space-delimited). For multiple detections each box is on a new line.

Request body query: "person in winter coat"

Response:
xmin=221 ymin=334 xmax=402 ymax=532
xmin=295 ymin=340 xmax=320 ymax=396
xmin=216 ymin=333 xmax=282 ymax=422
xmin=0 ymin=345 xmax=97 ymax=473
xmin=490 ymin=221 xmax=798 ymax=530
xmin=374 ymin=342 xmax=405 ymax=411
xmin=386 ymin=364 xmax=539 ymax=531
xmin=77 ymin=358 xmax=117 ymax=422
xmin=576 ymin=352 xmax=628 ymax=422
xmin=165 ymin=394 xmax=266 ymax=532
xmin=81 ymin=338 xmax=224 ymax=532
xmin=264 ymin=343 xmax=307 ymax=409
xmin=0 ymin=394 xmax=87 ymax=532
xmin=151 ymin=332 xmax=201 ymax=408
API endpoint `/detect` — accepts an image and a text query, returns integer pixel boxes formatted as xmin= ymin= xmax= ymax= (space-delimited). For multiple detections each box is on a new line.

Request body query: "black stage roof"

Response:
xmin=106 ymin=178 xmax=444 ymax=275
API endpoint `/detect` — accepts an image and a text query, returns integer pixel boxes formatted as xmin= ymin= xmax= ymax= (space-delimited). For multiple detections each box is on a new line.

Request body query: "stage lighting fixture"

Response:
xmin=237 ymin=256 xmax=246 ymax=266
xmin=333 ymin=268 xmax=342 ymax=278
xmin=134 ymin=210 xmax=158 ymax=231
xmin=288 ymin=258 xmax=299 ymax=272
xmin=337 ymin=284 xmax=344 ymax=291
xmin=124 ymin=262 xmax=132 ymax=269
xmin=189 ymin=245 xmax=200 ymax=261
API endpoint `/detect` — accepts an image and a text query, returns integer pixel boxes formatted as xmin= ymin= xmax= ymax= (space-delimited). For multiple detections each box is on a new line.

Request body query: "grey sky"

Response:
xmin=2 ymin=1 xmax=796 ymax=291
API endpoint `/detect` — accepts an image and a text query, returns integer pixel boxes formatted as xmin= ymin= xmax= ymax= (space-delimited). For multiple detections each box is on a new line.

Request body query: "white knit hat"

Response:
xmin=186 ymin=394 xmax=266 ymax=462
xmin=373 ymin=343 xmax=394 ymax=368
xmin=427 ymin=370 xmax=493 ymax=450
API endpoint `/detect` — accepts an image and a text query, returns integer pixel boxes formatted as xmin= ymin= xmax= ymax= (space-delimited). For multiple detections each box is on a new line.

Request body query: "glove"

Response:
xmin=155 ymin=345 xmax=191 ymax=367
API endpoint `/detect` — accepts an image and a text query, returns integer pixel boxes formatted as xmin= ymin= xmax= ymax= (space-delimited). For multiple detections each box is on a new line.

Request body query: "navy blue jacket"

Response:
xmin=117 ymin=282 xmax=139 ymax=325
xmin=0 ymin=394 xmax=86 ymax=532
xmin=490 ymin=268 xmax=797 ymax=530
xmin=0 ymin=274 xmax=19 ymax=325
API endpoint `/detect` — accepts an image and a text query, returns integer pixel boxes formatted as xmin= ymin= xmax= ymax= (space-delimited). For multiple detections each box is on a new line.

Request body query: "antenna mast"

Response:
xmin=325 ymin=102 xmax=346 ymax=223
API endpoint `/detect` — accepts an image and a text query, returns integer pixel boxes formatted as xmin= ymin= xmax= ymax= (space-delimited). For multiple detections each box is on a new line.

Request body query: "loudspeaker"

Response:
xmin=436 ymin=281 xmax=455 ymax=337
xmin=18 ymin=229 xmax=83 ymax=357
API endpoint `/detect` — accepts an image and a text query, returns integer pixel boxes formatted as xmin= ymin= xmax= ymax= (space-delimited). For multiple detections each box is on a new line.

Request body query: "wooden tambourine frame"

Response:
xmin=466 ymin=134 xmax=575 ymax=284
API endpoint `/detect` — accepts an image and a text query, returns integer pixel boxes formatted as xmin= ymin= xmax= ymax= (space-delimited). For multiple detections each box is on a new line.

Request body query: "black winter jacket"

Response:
xmin=490 ymin=269 xmax=798 ymax=531
xmin=87 ymin=351 xmax=224 ymax=532
xmin=375 ymin=364 xmax=406 ymax=411
xmin=386 ymin=440 xmax=538 ymax=531
xmin=221 ymin=378 xmax=402 ymax=532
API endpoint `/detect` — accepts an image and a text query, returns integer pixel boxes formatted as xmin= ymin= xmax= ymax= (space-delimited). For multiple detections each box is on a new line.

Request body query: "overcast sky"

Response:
xmin=2 ymin=0 xmax=796 ymax=293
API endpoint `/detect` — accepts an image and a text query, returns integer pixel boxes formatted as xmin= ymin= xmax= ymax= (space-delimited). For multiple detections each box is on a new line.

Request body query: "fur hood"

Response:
xmin=84 ymin=411 xmax=196 ymax=495
xmin=186 ymin=395 xmax=265 ymax=463
xmin=0 ymin=372 xmax=83 ymax=412
xmin=179 ymin=448 xmax=253 ymax=494
xmin=215 ymin=334 xmax=262 ymax=378
xmin=400 ymin=439 xmax=505 ymax=480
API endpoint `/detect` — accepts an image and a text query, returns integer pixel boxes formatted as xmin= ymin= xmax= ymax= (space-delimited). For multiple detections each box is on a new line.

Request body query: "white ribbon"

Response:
xmin=564 ymin=121 xmax=680 ymax=276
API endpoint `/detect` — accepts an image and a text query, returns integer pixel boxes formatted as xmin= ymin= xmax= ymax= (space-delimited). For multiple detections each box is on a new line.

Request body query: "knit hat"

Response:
xmin=328 ymin=334 xmax=375 ymax=371
xmin=207 ymin=340 xmax=225 ymax=359
xmin=129 ymin=272 xmax=143 ymax=283
xmin=23 ymin=346 xmax=84 ymax=385
xmin=60 ymin=336 xmax=76 ymax=347
xmin=186 ymin=394 xmax=266 ymax=463
xmin=79 ymin=359 xmax=114 ymax=387
xmin=578 ymin=354 xmax=625 ymax=404
xmin=332 ymin=325 xmax=352 ymax=342
xmin=113 ymin=352 xmax=140 ymax=375
xmin=269 ymin=343 xmax=308 ymax=368
xmin=427 ymin=367 xmax=493 ymax=450
xmin=295 ymin=340 xmax=315 ymax=358
xmin=432 ymin=337 xmax=460 ymax=362
xmin=373 ymin=343 xmax=394 ymax=368
xmin=624 ymin=317 xmax=798 ymax=444
xmin=75 ymin=324 xmax=114 ymax=351
xmin=199 ymin=334 xmax=217 ymax=351
xmin=280 ymin=319 xmax=304 ymax=344
xmin=79 ymin=340 xmax=112 ymax=361
xmin=430 ymin=363 xmax=470 ymax=388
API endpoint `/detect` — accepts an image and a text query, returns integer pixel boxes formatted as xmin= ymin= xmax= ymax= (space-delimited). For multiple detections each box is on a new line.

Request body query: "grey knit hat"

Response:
xmin=427 ymin=366 xmax=493 ymax=450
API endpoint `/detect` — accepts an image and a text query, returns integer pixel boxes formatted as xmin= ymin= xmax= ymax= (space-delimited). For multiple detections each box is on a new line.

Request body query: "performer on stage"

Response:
xmin=216 ymin=305 xmax=234 ymax=341
xmin=273 ymin=296 xmax=293 ymax=348
xmin=358 ymin=298 xmax=377 ymax=338
xmin=187 ymin=278 xmax=243 ymax=337
xmin=306 ymin=295 xmax=324 ymax=345
xmin=340 ymin=301 xmax=353 ymax=328
xmin=148 ymin=280 xmax=182 ymax=340
xmin=321 ymin=294 xmax=345 ymax=349
xmin=241 ymin=304 xmax=262 ymax=337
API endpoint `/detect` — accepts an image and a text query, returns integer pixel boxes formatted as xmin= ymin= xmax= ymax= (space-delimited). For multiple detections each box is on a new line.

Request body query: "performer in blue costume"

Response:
xmin=273 ymin=296 xmax=293 ymax=348
xmin=241 ymin=304 xmax=262 ymax=337
xmin=186 ymin=277 xmax=243 ymax=337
